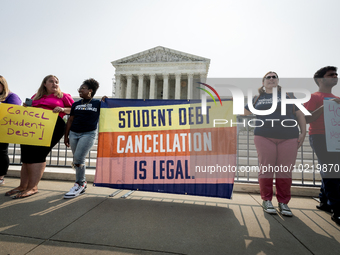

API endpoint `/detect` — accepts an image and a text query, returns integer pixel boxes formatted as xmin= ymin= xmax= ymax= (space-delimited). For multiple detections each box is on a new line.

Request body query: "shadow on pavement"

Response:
xmin=0 ymin=181 xmax=339 ymax=255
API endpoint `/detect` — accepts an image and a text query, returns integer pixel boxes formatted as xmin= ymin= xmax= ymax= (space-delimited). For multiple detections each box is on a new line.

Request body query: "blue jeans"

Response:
xmin=309 ymin=134 xmax=340 ymax=212
xmin=69 ymin=130 xmax=97 ymax=185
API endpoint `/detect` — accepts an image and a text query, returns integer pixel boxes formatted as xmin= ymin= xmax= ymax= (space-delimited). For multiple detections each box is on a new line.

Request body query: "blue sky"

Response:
xmin=1 ymin=0 xmax=340 ymax=100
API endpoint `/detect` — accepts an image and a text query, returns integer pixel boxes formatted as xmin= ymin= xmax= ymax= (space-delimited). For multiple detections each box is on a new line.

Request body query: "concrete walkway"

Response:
xmin=0 ymin=176 xmax=339 ymax=255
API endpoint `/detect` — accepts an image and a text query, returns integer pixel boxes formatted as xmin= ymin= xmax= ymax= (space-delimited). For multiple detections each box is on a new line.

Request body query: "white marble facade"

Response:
xmin=111 ymin=46 xmax=210 ymax=100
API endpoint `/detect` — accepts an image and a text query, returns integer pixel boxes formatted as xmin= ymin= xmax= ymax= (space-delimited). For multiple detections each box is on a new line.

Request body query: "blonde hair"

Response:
xmin=33 ymin=75 xmax=63 ymax=100
xmin=258 ymin=71 xmax=281 ymax=94
xmin=0 ymin=75 xmax=10 ymax=102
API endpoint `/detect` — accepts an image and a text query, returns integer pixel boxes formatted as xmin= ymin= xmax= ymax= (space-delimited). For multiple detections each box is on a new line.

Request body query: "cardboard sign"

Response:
xmin=324 ymin=100 xmax=340 ymax=152
xmin=0 ymin=103 xmax=58 ymax=146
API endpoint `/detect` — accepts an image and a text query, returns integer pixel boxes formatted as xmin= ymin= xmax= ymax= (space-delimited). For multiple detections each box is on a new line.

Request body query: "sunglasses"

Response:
xmin=265 ymin=76 xmax=278 ymax=80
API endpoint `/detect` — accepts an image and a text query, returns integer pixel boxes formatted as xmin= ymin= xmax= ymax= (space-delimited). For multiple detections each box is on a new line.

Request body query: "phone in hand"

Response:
xmin=25 ymin=98 xmax=33 ymax=106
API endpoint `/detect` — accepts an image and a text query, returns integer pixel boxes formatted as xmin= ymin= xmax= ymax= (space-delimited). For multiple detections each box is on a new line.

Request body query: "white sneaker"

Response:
xmin=278 ymin=203 xmax=293 ymax=217
xmin=262 ymin=200 xmax=277 ymax=214
xmin=64 ymin=183 xmax=86 ymax=199
xmin=83 ymin=181 xmax=87 ymax=191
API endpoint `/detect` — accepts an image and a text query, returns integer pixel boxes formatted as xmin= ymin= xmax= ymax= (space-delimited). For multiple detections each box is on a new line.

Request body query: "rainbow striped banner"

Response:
xmin=94 ymin=99 xmax=236 ymax=199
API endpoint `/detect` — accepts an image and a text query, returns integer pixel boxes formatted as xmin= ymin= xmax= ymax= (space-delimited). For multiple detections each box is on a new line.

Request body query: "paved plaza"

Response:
xmin=0 ymin=176 xmax=339 ymax=255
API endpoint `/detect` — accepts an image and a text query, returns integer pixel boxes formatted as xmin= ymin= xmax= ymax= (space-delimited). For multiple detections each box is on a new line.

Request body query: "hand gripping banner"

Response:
xmin=94 ymin=99 xmax=236 ymax=199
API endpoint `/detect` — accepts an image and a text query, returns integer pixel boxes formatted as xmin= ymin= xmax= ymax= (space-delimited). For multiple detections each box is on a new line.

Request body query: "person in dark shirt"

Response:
xmin=244 ymin=71 xmax=306 ymax=216
xmin=0 ymin=75 xmax=22 ymax=185
xmin=304 ymin=66 xmax=340 ymax=225
xmin=64 ymin=78 xmax=100 ymax=198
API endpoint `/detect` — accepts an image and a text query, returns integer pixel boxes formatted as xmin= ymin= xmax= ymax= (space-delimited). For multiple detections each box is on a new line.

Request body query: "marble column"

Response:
xmin=126 ymin=74 xmax=132 ymax=99
xmin=162 ymin=73 xmax=169 ymax=99
xmin=187 ymin=73 xmax=193 ymax=100
xmin=175 ymin=73 xmax=181 ymax=99
xmin=199 ymin=73 xmax=207 ymax=96
xmin=114 ymin=74 xmax=121 ymax=98
xmin=137 ymin=74 xmax=144 ymax=99
xmin=149 ymin=74 xmax=156 ymax=99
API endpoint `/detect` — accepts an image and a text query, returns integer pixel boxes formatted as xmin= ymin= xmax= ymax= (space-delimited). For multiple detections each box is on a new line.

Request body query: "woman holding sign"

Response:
xmin=244 ymin=71 xmax=306 ymax=216
xmin=0 ymin=75 xmax=22 ymax=185
xmin=63 ymin=78 xmax=100 ymax=198
xmin=5 ymin=75 xmax=74 ymax=198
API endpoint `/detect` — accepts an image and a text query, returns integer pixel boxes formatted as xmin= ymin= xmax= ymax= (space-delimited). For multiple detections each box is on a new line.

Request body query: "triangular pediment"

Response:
xmin=112 ymin=46 xmax=210 ymax=65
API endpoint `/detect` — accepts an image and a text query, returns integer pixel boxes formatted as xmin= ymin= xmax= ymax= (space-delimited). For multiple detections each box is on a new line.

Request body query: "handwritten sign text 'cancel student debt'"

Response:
xmin=0 ymin=103 xmax=58 ymax=146
xmin=324 ymin=100 xmax=340 ymax=152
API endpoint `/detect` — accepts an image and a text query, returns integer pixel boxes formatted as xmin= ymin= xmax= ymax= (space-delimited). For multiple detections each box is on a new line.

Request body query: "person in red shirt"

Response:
xmin=304 ymin=66 xmax=340 ymax=225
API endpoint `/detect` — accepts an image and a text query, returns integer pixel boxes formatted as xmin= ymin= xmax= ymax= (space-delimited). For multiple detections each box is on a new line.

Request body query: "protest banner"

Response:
xmin=324 ymin=100 xmax=340 ymax=152
xmin=0 ymin=103 xmax=58 ymax=146
xmin=94 ymin=99 xmax=236 ymax=199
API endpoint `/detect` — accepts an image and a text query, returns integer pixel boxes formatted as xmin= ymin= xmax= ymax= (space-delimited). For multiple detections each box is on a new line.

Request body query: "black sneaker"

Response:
xmin=316 ymin=203 xmax=332 ymax=213
xmin=331 ymin=213 xmax=340 ymax=225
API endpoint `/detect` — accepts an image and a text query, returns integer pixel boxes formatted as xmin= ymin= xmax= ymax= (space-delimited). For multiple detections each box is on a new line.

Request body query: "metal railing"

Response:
xmin=8 ymin=136 xmax=97 ymax=169
xmin=235 ymin=115 xmax=320 ymax=187
xmin=9 ymin=117 xmax=321 ymax=187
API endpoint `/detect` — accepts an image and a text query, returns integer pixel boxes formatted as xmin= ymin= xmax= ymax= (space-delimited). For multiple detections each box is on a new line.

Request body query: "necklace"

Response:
xmin=81 ymin=98 xmax=92 ymax=110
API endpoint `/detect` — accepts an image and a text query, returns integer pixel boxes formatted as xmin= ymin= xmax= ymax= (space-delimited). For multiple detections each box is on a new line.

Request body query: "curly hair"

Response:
xmin=83 ymin=78 xmax=99 ymax=97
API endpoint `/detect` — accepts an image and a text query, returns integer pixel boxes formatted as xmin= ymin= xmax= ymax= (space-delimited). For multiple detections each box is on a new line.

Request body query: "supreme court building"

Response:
xmin=111 ymin=46 xmax=210 ymax=100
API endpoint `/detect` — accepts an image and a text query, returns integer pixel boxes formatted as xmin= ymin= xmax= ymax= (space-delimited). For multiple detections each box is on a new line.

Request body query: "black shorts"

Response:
xmin=0 ymin=142 xmax=9 ymax=175
xmin=21 ymin=116 xmax=66 ymax=163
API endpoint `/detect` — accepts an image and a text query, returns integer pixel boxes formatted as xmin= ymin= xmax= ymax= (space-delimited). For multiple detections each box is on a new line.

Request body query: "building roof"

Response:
xmin=111 ymin=46 xmax=210 ymax=66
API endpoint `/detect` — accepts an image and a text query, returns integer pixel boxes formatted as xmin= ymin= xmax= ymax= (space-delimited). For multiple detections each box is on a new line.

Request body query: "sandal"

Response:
xmin=12 ymin=191 xmax=39 ymax=199
xmin=5 ymin=188 xmax=24 ymax=196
